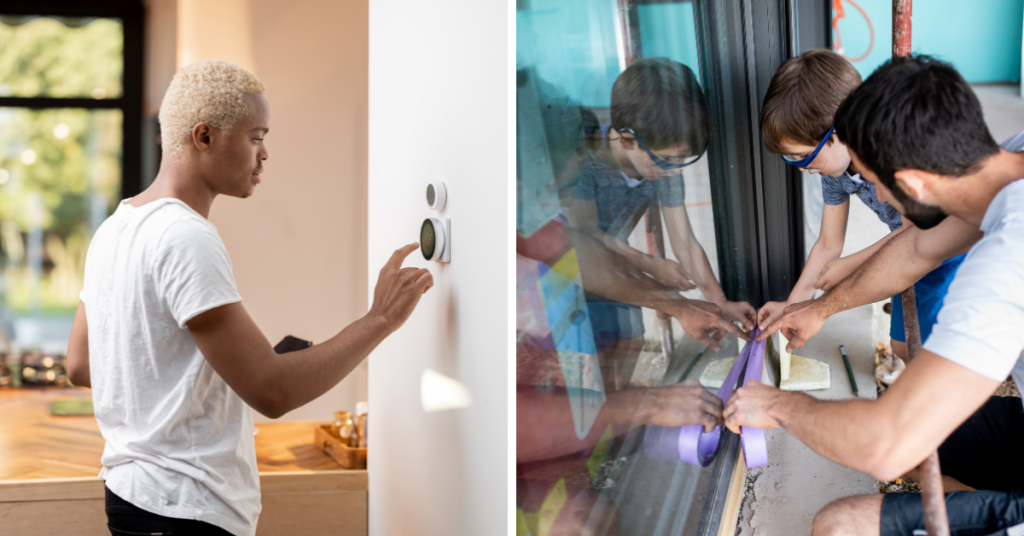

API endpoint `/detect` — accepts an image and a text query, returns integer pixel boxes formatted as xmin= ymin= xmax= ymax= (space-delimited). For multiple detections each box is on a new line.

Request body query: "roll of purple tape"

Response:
xmin=645 ymin=327 xmax=771 ymax=469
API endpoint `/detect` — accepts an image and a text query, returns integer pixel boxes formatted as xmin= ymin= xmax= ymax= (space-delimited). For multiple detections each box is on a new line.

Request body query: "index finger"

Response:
xmin=385 ymin=243 xmax=420 ymax=270
xmin=755 ymin=320 xmax=781 ymax=342
xmin=785 ymin=328 xmax=807 ymax=352
xmin=716 ymin=318 xmax=751 ymax=342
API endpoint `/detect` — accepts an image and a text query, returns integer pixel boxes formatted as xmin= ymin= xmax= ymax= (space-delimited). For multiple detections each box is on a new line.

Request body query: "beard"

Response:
xmin=887 ymin=183 xmax=948 ymax=230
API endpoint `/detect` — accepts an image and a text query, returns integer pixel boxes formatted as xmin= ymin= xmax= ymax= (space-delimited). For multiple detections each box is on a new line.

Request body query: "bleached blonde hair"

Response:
xmin=158 ymin=59 xmax=266 ymax=160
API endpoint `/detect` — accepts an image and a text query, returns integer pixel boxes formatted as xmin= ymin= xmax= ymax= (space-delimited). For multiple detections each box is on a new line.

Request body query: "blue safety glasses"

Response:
xmin=780 ymin=126 xmax=834 ymax=169
xmin=618 ymin=127 xmax=704 ymax=170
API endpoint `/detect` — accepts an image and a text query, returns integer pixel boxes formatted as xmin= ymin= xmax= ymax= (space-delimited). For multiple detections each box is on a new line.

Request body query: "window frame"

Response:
xmin=0 ymin=0 xmax=144 ymax=200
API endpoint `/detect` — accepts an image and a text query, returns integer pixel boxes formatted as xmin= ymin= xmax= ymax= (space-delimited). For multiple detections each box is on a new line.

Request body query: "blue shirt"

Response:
xmin=821 ymin=171 xmax=903 ymax=232
xmin=572 ymin=125 xmax=686 ymax=241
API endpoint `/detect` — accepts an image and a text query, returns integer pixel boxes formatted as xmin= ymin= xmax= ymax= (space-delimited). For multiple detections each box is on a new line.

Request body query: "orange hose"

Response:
xmin=832 ymin=0 xmax=875 ymax=62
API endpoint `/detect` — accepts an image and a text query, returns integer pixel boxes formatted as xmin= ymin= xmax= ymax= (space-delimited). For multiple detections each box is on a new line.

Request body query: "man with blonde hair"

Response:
xmin=65 ymin=59 xmax=432 ymax=536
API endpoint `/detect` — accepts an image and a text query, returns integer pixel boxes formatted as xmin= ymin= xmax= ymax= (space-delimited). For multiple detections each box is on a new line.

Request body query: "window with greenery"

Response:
xmin=0 ymin=11 xmax=138 ymax=352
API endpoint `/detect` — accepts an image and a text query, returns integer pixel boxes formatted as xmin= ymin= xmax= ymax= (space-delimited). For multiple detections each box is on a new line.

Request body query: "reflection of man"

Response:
xmin=65 ymin=60 xmax=432 ymax=536
xmin=725 ymin=56 xmax=1024 ymax=535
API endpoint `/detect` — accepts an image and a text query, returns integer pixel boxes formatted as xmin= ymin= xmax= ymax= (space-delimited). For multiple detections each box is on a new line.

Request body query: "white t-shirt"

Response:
xmin=81 ymin=199 xmax=260 ymax=536
xmin=923 ymin=138 xmax=1024 ymax=397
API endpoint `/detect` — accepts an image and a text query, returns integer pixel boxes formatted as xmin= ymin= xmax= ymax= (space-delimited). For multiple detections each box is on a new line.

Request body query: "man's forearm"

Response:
xmin=770 ymin=391 xmax=891 ymax=477
xmin=815 ymin=226 xmax=944 ymax=318
xmin=264 ymin=314 xmax=391 ymax=417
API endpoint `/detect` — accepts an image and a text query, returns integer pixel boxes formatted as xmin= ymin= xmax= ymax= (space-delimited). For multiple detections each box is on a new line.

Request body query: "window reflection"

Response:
xmin=517 ymin=3 xmax=754 ymax=531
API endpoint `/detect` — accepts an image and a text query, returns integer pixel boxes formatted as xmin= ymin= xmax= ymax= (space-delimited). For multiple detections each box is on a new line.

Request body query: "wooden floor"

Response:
xmin=0 ymin=387 xmax=342 ymax=481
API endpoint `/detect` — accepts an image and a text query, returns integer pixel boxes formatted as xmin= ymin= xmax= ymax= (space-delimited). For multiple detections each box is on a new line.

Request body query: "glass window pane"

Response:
xmin=0 ymin=16 xmax=124 ymax=99
xmin=517 ymin=1 xmax=749 ymax=533
xmin=0 ymin=108 xmax=122 ymax=349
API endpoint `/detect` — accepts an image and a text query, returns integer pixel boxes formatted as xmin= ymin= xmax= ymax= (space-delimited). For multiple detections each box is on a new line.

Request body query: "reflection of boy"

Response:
xmin=756 ymin=49 xmax=964 ymax=359
xmin=566 ymin=57 xmax=755 ymax=353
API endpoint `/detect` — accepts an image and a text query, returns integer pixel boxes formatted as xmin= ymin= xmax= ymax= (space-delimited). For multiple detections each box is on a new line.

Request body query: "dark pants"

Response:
xmin=105 ymin=486 xmax=233 ymax=536
xmin=880 ymin=396 xmax=1024 ymax=536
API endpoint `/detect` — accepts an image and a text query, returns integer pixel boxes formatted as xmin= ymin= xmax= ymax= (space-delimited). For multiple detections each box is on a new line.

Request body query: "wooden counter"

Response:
xmin=0 ymin=388 xmax=367 ymax=535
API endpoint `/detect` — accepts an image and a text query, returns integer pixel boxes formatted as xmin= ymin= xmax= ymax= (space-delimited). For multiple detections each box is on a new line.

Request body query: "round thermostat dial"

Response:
xmin=421 ymin=218 xmax=448 ymax=262
xmin=426 ymin=182 xmax=447 ymax=211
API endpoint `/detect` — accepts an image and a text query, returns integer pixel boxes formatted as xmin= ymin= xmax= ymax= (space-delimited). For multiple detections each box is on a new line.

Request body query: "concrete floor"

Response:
xmin=737 ymin=305 xmax=879 ymax=536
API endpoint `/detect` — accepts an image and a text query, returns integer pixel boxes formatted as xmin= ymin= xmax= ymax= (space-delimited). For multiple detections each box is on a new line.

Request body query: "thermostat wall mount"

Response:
xmin=421 ymin=217 xmax=450 ymax=262
xmin=426 ymin=181 xmax=447 ymax=211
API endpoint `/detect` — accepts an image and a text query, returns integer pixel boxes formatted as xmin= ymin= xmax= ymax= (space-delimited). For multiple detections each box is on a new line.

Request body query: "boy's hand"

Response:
xmin=815 ymin=256 xmax=856 ymax=291
xmin=663 ymin=299 xmax=751 ymax=352
xmin=369 ymin=243 xmax=434 ymax=334
xmin=719 ymin=300 xmax=756 ymax=331
xmin=640 ymin=379 xmax=724 ymax=432
xmin=646 ymin=258 xmax=698 ymax=292
xmin=774 ymin=300 xmax=829 ymax=351
xmin=755 ymin=300 xmax=789 ymax=341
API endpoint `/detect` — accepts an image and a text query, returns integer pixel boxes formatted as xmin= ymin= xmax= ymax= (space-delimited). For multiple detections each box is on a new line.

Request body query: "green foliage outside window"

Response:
xmin=0 ymin=17 xmax=124 ymax=318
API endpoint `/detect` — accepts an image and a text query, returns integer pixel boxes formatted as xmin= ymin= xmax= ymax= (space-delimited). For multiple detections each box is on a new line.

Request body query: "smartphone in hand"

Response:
xmin=274 ymin=335 xmax=312 ymax=354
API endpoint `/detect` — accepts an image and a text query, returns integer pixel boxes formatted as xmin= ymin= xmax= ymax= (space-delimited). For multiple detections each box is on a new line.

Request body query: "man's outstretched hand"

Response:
xmin=369 ymin=243 xmax=434 ymax=334
xmin=723 ymin=380 xmax=785 ymax=434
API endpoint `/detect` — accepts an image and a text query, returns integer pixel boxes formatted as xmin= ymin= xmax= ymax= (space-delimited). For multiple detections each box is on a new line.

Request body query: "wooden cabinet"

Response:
xmin=0 ymin=389 xmax=367 ymax=535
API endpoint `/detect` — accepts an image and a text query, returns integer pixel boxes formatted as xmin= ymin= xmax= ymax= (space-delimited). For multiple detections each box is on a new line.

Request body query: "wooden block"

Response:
xmin=699 ymin=358 xmax=737 ymax=389
xmin=778 ymin=332 xmax=791 ymax=381
xmin=779 ymin=355 xmax=831 ymax=391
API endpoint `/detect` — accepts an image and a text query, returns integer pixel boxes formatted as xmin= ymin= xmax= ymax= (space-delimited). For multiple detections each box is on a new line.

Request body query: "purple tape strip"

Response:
xmin=740 ymin=334 xmax=769 ymax=468
xmin=644 ymin=328 xmax=770 ymax=468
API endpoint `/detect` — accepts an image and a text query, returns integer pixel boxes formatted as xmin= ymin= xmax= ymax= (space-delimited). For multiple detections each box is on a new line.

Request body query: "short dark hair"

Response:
xmin=760 ymin=49 xmax=861 ymax=154
xmin=834 ymin=54 xmax=999 ymax=191
xmin=610 ymin=57 xmax=709 ymax=154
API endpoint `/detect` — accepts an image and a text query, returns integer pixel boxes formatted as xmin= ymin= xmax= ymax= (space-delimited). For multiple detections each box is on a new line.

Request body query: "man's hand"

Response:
xmin=641 ymin=379 xmax=724 ymax=432
xmin=815 ymin=256 xmax=857 ymax=292
xmin=369 ymin=243 xmax=434 ymax=334
xmin=755 ymin=300 xmax=789 ymax=339
xmin=646 ymin=257 xmax=698 ymax=292
xmin=664 ymin=299 xmax=751 ymax=351
xmin=719 ymin=300 xmax=756 ymax=331
xmin=723 ymin=380 xmax=786 ymax=434
xmin=757 ymin=299 xmax=829 ymax=349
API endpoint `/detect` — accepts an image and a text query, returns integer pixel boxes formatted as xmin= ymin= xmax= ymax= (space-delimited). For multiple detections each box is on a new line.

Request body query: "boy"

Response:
xmin=756 ymin=49 xmax=965 ymax=359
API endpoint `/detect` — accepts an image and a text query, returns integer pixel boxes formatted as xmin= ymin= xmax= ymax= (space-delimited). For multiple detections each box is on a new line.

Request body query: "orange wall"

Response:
xmin=172 ymin=0 xmax=369 ymax=422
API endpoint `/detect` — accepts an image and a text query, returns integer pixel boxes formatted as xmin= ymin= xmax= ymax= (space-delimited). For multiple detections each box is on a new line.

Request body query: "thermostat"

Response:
xmin=421 ymin=218 xmax=450 ymax=262
xmin=426 ymin=182 xmax=447 ymax=211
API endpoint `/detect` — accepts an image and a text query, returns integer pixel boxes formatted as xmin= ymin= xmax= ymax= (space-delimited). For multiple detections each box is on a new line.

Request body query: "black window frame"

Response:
xmin=0 ymin=0 xmax=144 ymax=200
xmin=692 ymin=0 xmax=829 ymax=533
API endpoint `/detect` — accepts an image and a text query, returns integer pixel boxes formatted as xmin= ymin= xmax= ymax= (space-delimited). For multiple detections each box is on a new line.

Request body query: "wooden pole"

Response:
xmin=893 ymin=1 xmax=948 ymax=533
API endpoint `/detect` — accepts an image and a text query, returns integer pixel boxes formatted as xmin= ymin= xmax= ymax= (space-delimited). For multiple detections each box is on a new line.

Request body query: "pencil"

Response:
xmin=839 ymin=345 xmax=859 ymax=396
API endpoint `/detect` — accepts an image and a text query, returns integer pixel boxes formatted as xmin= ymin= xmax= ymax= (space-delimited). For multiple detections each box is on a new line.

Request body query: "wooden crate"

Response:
xmin=314 ymin=424 xmax=367 ymax=469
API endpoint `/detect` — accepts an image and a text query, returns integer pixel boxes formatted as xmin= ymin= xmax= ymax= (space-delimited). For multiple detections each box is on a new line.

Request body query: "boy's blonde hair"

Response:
xmin=158 ymin=59 xmax=266 ymax=160
xmin=760 ymin=49 xmax=861 ymax=154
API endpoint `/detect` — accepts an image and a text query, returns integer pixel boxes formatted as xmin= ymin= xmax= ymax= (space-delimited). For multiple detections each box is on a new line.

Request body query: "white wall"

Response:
xmin=367 ymin=0 xmax=507 ymax=532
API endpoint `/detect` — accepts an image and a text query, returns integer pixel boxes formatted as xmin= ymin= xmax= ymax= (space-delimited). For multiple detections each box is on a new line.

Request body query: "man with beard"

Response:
xmin=725 ymin=55 xmax=1024 ymax=535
